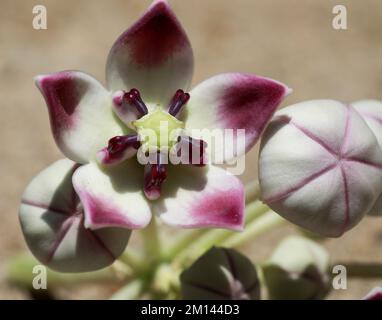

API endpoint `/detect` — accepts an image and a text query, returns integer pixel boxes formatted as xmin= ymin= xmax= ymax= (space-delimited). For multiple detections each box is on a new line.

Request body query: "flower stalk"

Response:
xmin=172 ymin=199 xmax=270 ymax=265
xmin=141 ymin=216 xmax=162 ymax=264
xmin=222 ymin=211 xmax=285 ymax=248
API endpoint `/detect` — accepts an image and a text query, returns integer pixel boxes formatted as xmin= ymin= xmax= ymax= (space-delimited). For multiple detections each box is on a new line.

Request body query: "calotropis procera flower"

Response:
xmin=259 ymin=100 xmax=382 ymax=237
xmin=352 ymin=100 xmax=382 ymax=216
xmin=20 ymin=0 xmax=289 ymax=271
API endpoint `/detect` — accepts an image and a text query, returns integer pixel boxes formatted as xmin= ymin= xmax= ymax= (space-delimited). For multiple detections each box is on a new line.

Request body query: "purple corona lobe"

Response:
xmin=97 ymin=135 xmax=140 ymax=165
xmin=144 ymin=152 xmax=168 ymax=200
xmin=108 ymin=135 xmax=140 ymax=154
xmin=118 ymin=2 xmax=188 ymax=67
xmin=168 ymin=89 xmax=190 ymax=117
xmin=219 ymin=74 xmax=288 ymax=149
xmin=123 ymin=88 xmax=148 ymax=116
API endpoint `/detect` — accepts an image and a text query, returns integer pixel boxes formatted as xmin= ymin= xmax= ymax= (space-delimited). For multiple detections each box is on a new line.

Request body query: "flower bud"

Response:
xmin=262 ymin=236 xmax=330 ymax=300
xmin=19 ymin=159 xmax=131 ymax=272
xmin=180 ymin=247 xmax=260 ymax=300
xmin=259 ymin=100 xmax=382 ymax=237
xmin=363 ymin=287 xmax=382 ymax=300
xmin=352 ymin=100 xmax=382 ymax=216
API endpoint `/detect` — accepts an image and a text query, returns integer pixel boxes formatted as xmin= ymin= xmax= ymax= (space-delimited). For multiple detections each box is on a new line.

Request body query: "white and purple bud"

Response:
xmin=262 ymin=236 xmax=330 ymax=300
xmin=19 ymin=159 xmax=131 ymax=272
xmin=363 ymin=287 xmax=382 ymax=300
xmin=180 ymin=247 xmax=260 ymax=300
xmin=259 ymin=100 xmax=382 ymax=237
xmin=352 ymin=100 xmax=382 ymax=216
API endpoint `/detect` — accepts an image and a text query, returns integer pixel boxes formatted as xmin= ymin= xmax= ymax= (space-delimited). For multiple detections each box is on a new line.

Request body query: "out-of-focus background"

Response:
xmin=1 ymin=0 xmax=382 ymax=299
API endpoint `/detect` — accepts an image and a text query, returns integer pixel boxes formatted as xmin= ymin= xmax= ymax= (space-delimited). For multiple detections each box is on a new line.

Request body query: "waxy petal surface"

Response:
xmin=259 ymin=100 xmax=382 ymax=237
xmin=72 ymin=161 xmax=152 ymax=230
xmin=106 ymin=0 xmax=194 ymax=106
xmin=35 ymin=71 xmax=127 ymax=164
xmin=19 ymin=159 xmax=131 ymax=272
xmin=352 ymin=99 xmax=382 ymax=216
xmin=155 ymin=165 xmax=245 ymax=231
xmin=185 ymin=73 xmax=290 ymax=163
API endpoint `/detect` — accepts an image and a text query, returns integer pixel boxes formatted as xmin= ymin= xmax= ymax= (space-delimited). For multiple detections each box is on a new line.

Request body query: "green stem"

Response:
xmin=119 ymin=249 xmax=146 ymax=273
xmin=163 ymin=229 xmax=206 ymax=261
xmin=244 ymin=200 xmax=269 ymax=222
xmin=245 ymin=180 xmax=260 ymax=203
xmin=8 ymin=253 xmax=118 ymax=288
xmin=173 ymin=200 xmax=269 ymax=265
xmin=221 ymin=211 xmax=284 ymax=248
xmin=110 ymin=279 xmax=144 ymax=300
xmin=163 ymin=181 xmax=263 ymax=260
xmin=141 ymin=216 xmax=161 ymax=262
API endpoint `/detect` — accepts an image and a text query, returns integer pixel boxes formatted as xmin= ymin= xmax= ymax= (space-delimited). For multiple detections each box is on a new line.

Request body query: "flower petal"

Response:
xmin=106 ymin=0 xmax=194 ymax=105
xmin=185 ymin=73 xmax=290 ymax=163
xmin=35 ymin=71 xmax=128 ymax=164
xmin=72 ymin=160 xmax=152 ymax=229
xmin=154 ymin=165 xmax=244 ymax=231
xmin=352 ymin=100 xmax=382 ymax=147
xmin=363 ymin=287 xmax=382 ymax=300
xmin=352 ymin=99 xmax=382 ymax=216
xmin=19 ymin=159 xmax=131 ymax=272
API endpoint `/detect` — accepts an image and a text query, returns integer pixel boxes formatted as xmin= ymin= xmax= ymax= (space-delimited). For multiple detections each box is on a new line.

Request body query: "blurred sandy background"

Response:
xmin=1 ymin=0 xmax=382 ymax=299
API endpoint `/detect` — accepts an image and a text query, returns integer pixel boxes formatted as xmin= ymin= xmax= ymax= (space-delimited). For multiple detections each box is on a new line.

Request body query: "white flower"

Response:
xmin=20 ymin=0 xmax=290 ymax=272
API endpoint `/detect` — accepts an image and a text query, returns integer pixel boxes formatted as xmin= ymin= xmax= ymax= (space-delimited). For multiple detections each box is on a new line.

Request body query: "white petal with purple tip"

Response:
xmin=106 ymin=0 xmax=194 ymax=106
xmin=185 ymin=73 xmax=290 ymax=163
xmin=35 ymin=71 xmax=129 ymax=164
xmin=72 ymin=161 xmax=152 ymax=230
xmin=154 ymin=165 xmax=245 ymax=231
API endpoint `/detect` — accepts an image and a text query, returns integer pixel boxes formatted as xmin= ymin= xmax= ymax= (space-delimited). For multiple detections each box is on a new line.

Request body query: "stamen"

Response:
xmin=176 ymin=136 xmax=207 ymax=166
xmin=123 ymin=88 xmax=148 ymax=116
xmin=144 ymin=152 xmax=167 ymax=200
xmin=97 ymin=134 xmax=140 ymax=165
xmin=168 ymin=89 xmax=190 ymax=117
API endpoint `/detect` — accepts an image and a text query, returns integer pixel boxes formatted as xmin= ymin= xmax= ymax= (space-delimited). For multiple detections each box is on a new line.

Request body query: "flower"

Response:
xmin=362 ymin=287 xmax=382 ymax=300
xmin=259 ymin=100 xmax=382 ymax=237
xmin=180 ymin=247 xmax=260 ymax=300
xmin=352 ymin=100 xmax=382 ymax=216
xmin=20 ymin=0 xmax=289 ymax=271
xmin=262 ymin=236 xmax=330 ymax=300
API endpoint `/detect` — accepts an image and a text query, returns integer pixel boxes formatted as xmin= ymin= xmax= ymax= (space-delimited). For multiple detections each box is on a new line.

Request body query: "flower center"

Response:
xmin=133 ymin=108 xmax=184 ymax=151
xmin=99 ymin=88 xmax=206 ymax=201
